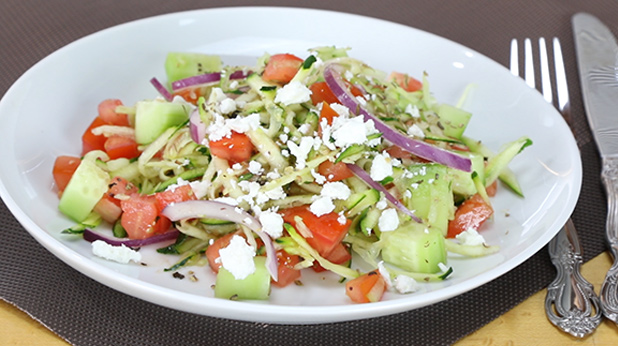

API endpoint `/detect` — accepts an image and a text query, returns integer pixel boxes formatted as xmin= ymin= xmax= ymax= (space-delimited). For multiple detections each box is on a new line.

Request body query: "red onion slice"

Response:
xmin=346 ymin=163 xmax=422 ymax=223
xmin=150 ymin=77 xmax=173 ymax=101
xmin=171 ymin=72 xmax=221 ymax=91
xmin=83 ymin=229 xmax=180 ymax=247
xmin=161 ymin=200 xmax=279 ymax=281
xmin=323 ymin=64 xmax=471 ymax=172
xmin=189 ymin=108 xmax=206 ymax=144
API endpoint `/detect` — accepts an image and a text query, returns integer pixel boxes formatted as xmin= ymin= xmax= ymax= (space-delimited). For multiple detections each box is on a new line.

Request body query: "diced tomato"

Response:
xmin=120 ymin=194 xmax=171 ymax=239
xmin=93 ymin=194 xmax=122 ymax=223
xmin=104 ymin=135 xmax=141 ymax=160
xmin=98 ymin=99 xmax=129 ymax=126
xmin=205 ymin=231 xmax=243 ymax=274
xmin=388 ymin=71 xmax=423 ymax=92
xmin=154 ymin=184 xmax=197 ymax=212
xmin=318 ymin=102 xmax=339 ymax=126
xmin=309 ymin=81 xmax=364 ymax=106
xmin=312 ymin=242 xmax=351 ymax=272
xmin=310 ymin=82 xmax=340 ymax=105
xmin=81 ymin=116 xmax=108 ymax=155
xmin=447 ymin=193 xmax=494 ymax=238
xmin=106 ymin=176 xmax=139 ymax=207
xmin=345 ymin=270 xmax=387 ymax=303
xmin=52 ymin=155 xmax=81 ymax=193
xmin=208 ymin=131 xmax=254 ymax=164
xmin=272 ymin=250 xmax=302 ymax=287
xmin=317 ymin=160 xmax=354 ymax=182
xmin=280 ymin=205 xmax=351 ymax=257
xmin=262 ymin=53 xmax=303 ymax=84
xmin=486 ymin=180 xmax=498 ymax=197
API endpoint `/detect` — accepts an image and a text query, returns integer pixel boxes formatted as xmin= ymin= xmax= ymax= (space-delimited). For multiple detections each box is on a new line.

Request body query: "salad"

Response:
xmin=52 ymin=46 xmax=531 ymax=303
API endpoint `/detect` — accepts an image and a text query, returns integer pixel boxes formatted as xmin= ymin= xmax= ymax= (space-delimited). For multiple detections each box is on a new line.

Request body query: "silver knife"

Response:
xmin=573 ymin=12 xmax=618 ymax=323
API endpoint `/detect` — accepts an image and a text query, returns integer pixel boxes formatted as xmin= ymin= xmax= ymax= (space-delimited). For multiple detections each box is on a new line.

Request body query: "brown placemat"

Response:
xmin=1 ymin=1 xmax=616 ymax=345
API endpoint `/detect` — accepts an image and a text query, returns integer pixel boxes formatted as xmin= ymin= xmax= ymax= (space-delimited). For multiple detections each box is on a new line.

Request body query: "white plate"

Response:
xmin=0 ymin=7 xmax=580 ymax=324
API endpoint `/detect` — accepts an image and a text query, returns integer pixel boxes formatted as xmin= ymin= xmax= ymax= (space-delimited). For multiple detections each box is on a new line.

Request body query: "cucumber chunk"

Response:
xmin=164 ymin=52 xmax=222 ymax=83
xmin=214 ymin=256 xmax=271 ymax=300
xmin=381 ymin=221 xmax=447 ymax=274
xmin=394 ymin=163 xmax=454 ymax=235
xmin=436 ymin=103 xmax=472 ymax=139
xmin=134 ymin=100 xmax=191 ymax=145
xmin=58 ymin=159 xmax=110 ymax=222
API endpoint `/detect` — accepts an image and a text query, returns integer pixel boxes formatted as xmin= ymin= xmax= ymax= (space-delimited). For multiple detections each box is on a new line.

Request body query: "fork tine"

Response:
xmin=510 ymin=39 xmax=519 ymax=76
xmin=539 ymin=38 xmax=553 ymax=104
xmin=524 ymin=38 xmax=535 ymax=88
xmin=552 ymin=38 xmax=569 ymax=113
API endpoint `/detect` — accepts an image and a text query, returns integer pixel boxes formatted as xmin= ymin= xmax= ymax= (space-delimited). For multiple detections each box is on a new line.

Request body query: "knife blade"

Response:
xmin=573 ymin=12 xmax=618 ymax=323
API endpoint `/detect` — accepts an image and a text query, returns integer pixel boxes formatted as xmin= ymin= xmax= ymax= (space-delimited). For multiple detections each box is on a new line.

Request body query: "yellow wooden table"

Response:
xmin=2 ymin=253 xmax=617 ymax=345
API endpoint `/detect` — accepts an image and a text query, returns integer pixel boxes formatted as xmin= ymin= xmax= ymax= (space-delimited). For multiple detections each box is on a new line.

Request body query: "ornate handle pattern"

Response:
xmin=545 ymin=220 xmax=602 ymax=337
xmin=600 ymin=155 xmax=618 ymax=322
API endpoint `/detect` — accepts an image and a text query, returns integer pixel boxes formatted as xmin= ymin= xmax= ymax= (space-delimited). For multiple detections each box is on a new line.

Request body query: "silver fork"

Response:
xmin=510 ymin=37 xmax=602 ymax=337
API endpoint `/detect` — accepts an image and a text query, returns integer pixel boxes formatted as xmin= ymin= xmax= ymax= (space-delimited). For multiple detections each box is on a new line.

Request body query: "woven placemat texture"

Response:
xmin=1 ymin=1 xmax=616 ymax=345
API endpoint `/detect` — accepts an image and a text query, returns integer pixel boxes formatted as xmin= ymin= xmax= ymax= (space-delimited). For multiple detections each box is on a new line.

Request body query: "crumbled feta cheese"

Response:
xmin=404 ymin=104 xmax=421 ymax=118
xmin=229 ymin=80 xmax=239 ymax=89
xmin=298 ymin=123 xmax=311 ymax=135
xmin=274 ymin=81 xmax=312 ymax=106
xmin=407 ymin=124 xmax=425 ymax=138
xmin=329 ymin=103 xmax=350 ymax=117
xmin=287 ymin=136 xmax=315 ymax=169
xmin=403 ymin=190 xmax=412 ymax=198
xmin=189 ymin=180 xmax=210 ymax=199
xmin=331 ymin=116 xmax=370 ymax=148
xmin=311 ymin=169 xmax=327 ymax=185
xmin=232 ymin=163 xmax=243 ymax=170
xmin=207 ymin=113 xmax=260 ymax=141
xmin=264 ymin=186 xmax=286 ymax=200
xmin=219 ymin=98 xmax=237 ymax=114
xmin=393 ymin=274 xmax=418 ymax=294
xmin=320 ymin=181 xmax=351 ymax=200
xmin=376 ymin=199 xmax=388 ymax=210
xmin=310 ymin=196 xmax=335 ymax=216
xmin=370 ymin=153 xmax=393 ymax=181
xmin=378 ymin=208 xmax=399 ymax=232
xmin=219 ymin=235 xmax=256 ymax=280
xmin=92 ymin=240 xmax=141 ymax=264
xmin=164 ymin=177 xmax=190 ymax=192
xmin=266 ymin=170 xmax=281 ymax=180
xmin=456 ymin=228 xmax=487 ymax=246
xmin=248 ymin=161 xmax=263 ymax=175
xmin=337 ymin=211 xmax=347 ymax=225
xmin=259 ymin=211 xmax=284 ymax=239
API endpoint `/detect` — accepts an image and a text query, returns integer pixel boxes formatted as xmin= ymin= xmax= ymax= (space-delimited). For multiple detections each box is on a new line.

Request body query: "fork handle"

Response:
xmin=545 ymin=220 xmax=602 ymax=337
xmin=600 ymin=155 xmax=618 ymax=322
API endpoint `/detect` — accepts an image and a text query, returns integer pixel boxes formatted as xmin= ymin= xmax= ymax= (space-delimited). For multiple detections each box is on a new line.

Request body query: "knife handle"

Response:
xmin=600 ymin=155 xmax=618 ymax=322
xmin=545 ymin=220 xmax=602 ymax=337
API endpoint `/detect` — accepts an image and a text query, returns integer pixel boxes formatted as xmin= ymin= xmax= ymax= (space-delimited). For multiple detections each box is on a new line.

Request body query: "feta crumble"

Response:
xmin=393 ymin=274 xmax=419 ymax=294
xmin=378 ymin=208 xmax=399 ymax=232
xmin=407 ymin=123 xmax=425 ymax=138
xmin=310 ymin=196 xmax=335 ymax=216
xmin=274 ymin=81 xmax=312 ymax=106
xmin=259 ymin=211 xmax=284 ymax=239
xmin=92 ymin=240 xmax=141 ymax=264
xmin=320 ymin=181 xmax=351 ymax=200
xmin=456 ymin=227 xmax=487 ymax=246
xmin=219 ymin=235 xmax=256 ymax=280
xmin=370 ymin=152 xmax=393 ymax=181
